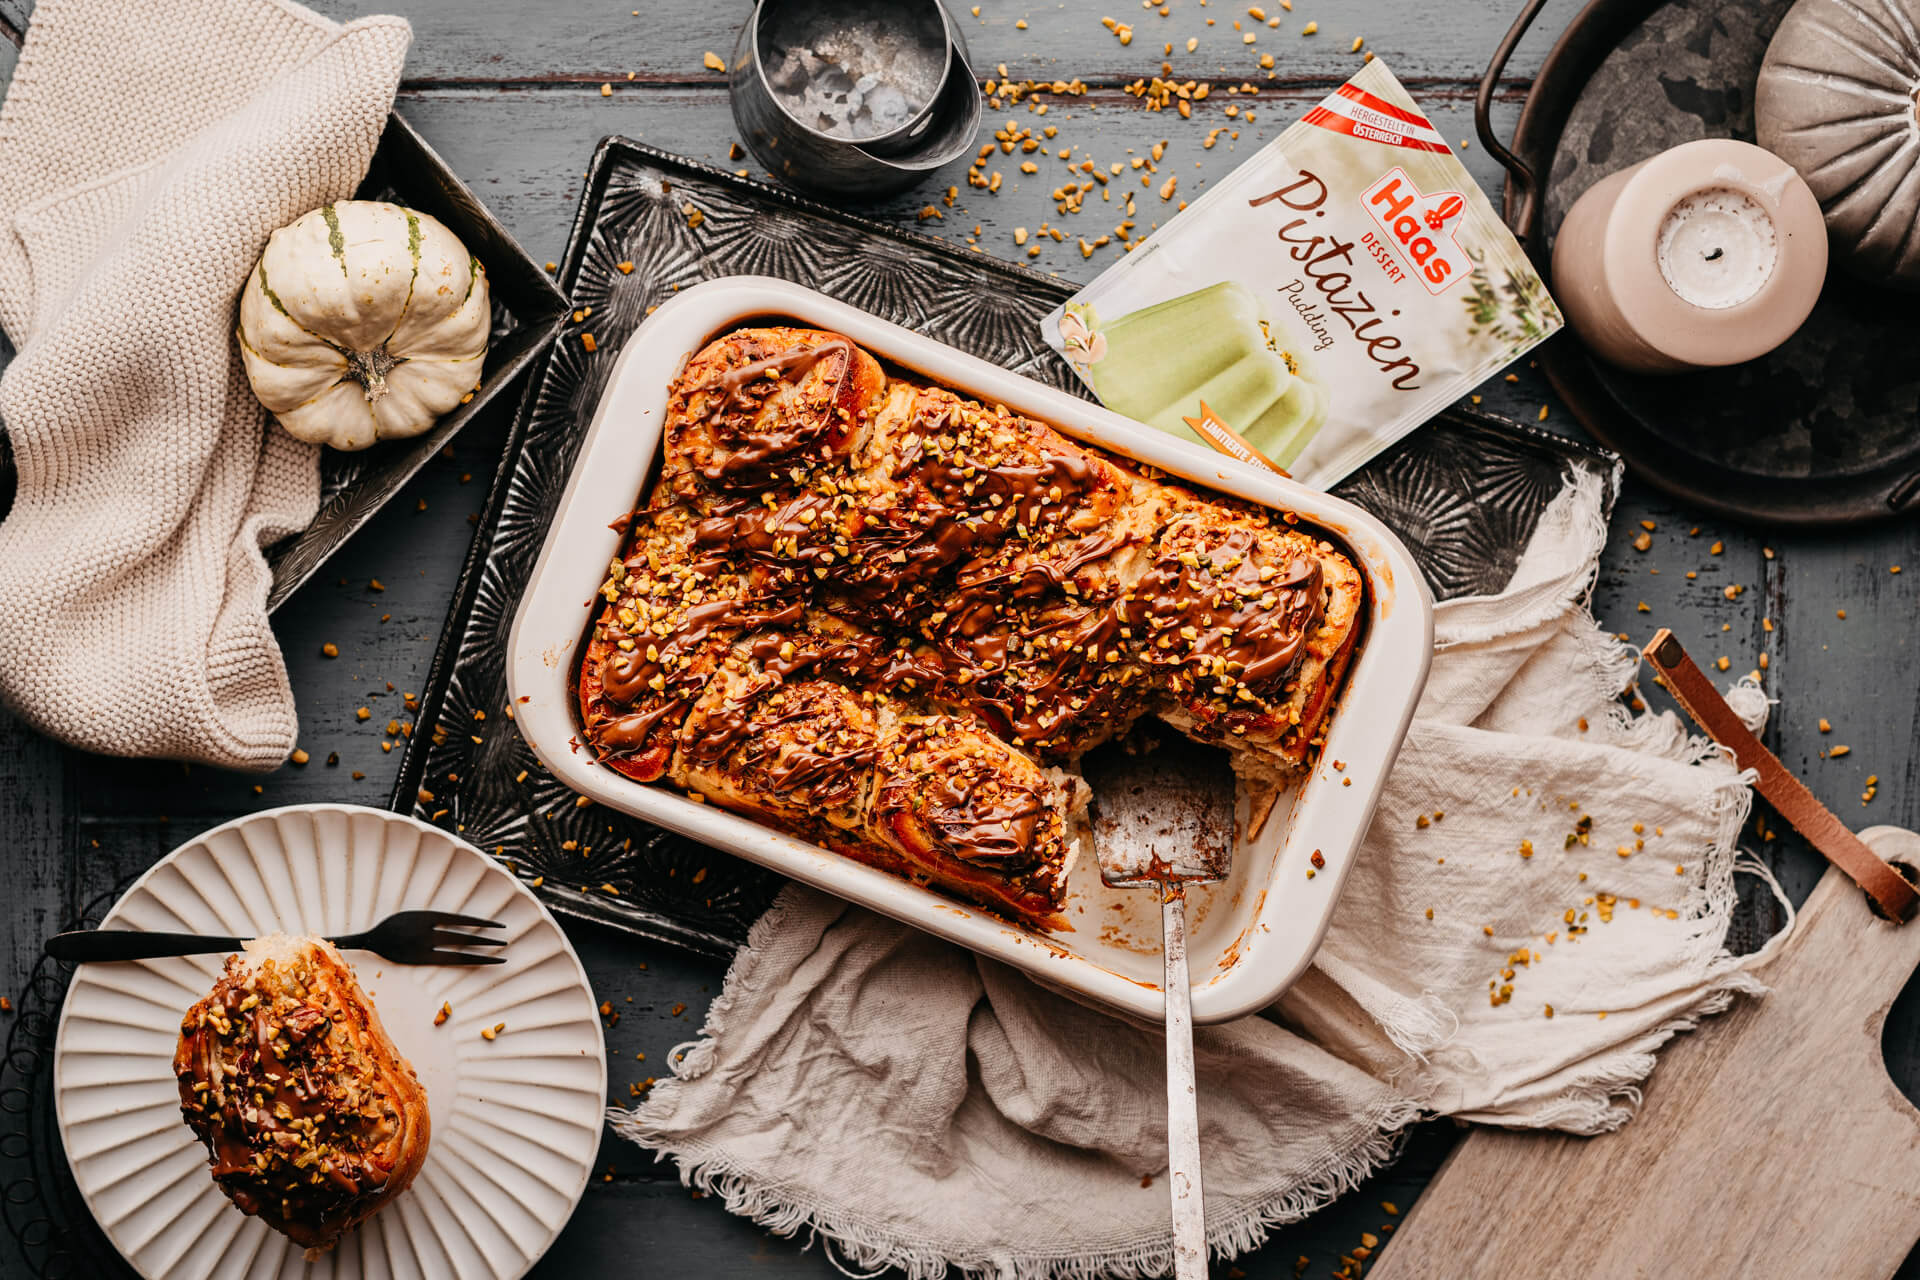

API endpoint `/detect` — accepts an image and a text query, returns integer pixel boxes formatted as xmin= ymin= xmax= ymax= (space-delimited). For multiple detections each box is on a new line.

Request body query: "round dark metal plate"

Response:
xmin=1495 ymin=0 xmax=1920 ymax=526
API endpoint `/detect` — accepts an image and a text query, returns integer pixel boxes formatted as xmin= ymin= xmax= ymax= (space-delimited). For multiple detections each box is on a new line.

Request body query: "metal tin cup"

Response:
xmin=729 ymin=0 xmax=983 ymax=199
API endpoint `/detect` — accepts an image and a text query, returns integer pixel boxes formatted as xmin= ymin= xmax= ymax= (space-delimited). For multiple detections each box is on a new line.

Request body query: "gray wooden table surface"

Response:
xmin=2 ymin=1 xmax=1917 ymax=1276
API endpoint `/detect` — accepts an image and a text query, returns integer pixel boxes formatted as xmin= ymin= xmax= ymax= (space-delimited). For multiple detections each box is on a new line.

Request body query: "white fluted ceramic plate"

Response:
xmin=52 ymin=804 xmax=607 ymax=1280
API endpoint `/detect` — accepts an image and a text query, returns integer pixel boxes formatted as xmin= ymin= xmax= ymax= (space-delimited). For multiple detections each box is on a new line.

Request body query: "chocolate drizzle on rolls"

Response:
xmin=1127 ymin=518 xmax=1324 ymax=690
xmin=580 ymin=326 xmax=1365 ymax=926
xmin=665 ymin=328 xmax=884 ymax=492
xmin=886 ymin=729 xmax=1050 ymax=868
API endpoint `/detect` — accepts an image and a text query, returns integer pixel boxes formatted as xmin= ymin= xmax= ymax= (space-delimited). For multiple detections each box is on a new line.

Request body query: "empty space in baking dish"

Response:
xmin=507 ymin=277 xmax=1431 ymax=1022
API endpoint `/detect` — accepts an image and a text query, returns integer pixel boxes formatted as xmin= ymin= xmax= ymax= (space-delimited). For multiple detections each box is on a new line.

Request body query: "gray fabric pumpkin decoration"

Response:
xmin=1756 ymin=0 xmax=1920 ymax=288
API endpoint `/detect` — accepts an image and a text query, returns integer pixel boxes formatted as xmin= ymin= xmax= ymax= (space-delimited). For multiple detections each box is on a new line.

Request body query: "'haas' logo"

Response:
xmin=1361 ymin=167 xmax=1469 ymax=295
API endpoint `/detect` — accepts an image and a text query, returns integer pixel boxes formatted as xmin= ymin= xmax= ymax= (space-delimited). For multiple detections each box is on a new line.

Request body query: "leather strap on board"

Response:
xmin=1644 ymin=629 xmax=1917 ymax=922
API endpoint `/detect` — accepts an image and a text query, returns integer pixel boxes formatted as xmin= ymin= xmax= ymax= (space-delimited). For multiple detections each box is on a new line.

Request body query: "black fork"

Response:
xmin=44 ymin=909 xmax=508 ymax=966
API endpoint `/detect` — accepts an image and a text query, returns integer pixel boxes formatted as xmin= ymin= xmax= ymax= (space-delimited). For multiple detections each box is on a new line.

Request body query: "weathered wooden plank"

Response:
xmin=386 ymin=79 xmax=1561 ymax=451
xmin=240 ymin=0 xmax=1549 ymax=90
xmin=1764 ymin=520 xmax=1920 ymax=1128
xmin=0 ymin=0 xmax=1555 ymax=88
xmin=387 ymin=82 xmax=1529 ymax=308
xmin=1587 ymin=496 xmax=1920 ymax=930
xmin=1767 ymin=527 xmax=1920 ymax=865
xmin=538 ymin=1180 xmax=851 ymax=1277
xmin=0 ymin=706 xmax=65 ymax=1003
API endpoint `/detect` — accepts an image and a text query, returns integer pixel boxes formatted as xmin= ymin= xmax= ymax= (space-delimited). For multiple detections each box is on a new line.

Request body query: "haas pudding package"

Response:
xmin=1046 ymin=60 xmax=1562 ymax=488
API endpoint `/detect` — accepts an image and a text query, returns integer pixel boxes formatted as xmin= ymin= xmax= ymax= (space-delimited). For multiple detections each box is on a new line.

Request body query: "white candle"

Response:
xmin=1550 ymin=139 xmax=1826 ymax=374
xmin=1656 ymin=189 xmax=1779 ymax=309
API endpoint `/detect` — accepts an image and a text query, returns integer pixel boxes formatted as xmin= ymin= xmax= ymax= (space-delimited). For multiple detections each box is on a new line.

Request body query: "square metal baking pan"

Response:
xmin=507 ymin=276 xmax=1433 ymax=1023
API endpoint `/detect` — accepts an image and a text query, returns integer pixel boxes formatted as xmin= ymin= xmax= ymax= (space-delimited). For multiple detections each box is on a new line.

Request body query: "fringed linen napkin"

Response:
xmin=613 ymin=466 xmax=1783 ymax=1279
xmin=0 ymin=0 xmax=409 ymax=769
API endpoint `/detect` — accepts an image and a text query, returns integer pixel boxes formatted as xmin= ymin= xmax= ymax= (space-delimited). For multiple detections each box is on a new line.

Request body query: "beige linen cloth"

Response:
xmin=0 ymin=0 xmax=409 ymax=769
xmin=614 ymin=467 xmax=1788 ymax=1278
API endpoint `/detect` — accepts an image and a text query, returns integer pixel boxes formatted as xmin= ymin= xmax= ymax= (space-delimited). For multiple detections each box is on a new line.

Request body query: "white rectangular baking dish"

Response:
xmin=508 ymin=276 xmax=1432 ymax=1023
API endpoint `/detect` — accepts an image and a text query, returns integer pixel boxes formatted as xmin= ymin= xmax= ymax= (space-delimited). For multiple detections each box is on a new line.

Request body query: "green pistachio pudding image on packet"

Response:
xmin=1045 ymin=59 xmax=1562 ymax=488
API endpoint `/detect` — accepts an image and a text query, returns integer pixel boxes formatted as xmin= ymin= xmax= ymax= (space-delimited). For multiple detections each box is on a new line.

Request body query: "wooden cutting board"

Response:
xmin=1370 ymin=826 xmax=1920 ymax=1280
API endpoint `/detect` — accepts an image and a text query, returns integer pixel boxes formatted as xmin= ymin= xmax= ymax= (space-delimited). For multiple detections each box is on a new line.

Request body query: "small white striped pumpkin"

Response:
xmin=237 ymin=201 xmax=490 ymax=450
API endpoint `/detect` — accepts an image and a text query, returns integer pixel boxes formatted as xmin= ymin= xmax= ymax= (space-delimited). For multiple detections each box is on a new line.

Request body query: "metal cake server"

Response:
xmin=1083 ymin=738 xmax=1238 ymax=1280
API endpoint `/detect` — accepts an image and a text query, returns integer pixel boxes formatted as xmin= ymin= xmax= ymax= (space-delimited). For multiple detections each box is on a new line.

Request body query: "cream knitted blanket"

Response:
xmin=0 ymin=0 xmax=409 ymax=769
xmin=613 ymin=469 xmax=1789 ymax=1279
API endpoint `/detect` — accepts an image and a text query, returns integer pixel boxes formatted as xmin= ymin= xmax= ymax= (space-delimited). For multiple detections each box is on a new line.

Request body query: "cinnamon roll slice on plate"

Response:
xmin=173 ymin=934 xmax=430 ymax=1256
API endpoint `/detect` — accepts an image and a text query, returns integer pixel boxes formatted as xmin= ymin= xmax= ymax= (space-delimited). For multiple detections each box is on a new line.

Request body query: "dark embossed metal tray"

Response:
xmin=0 ymin=105 xmax=570 ymax=612
xmin=389 ymin=136 xmax=1619 ymax=959
xmin=1476 ymin=0 xmax=1920 ymax=525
